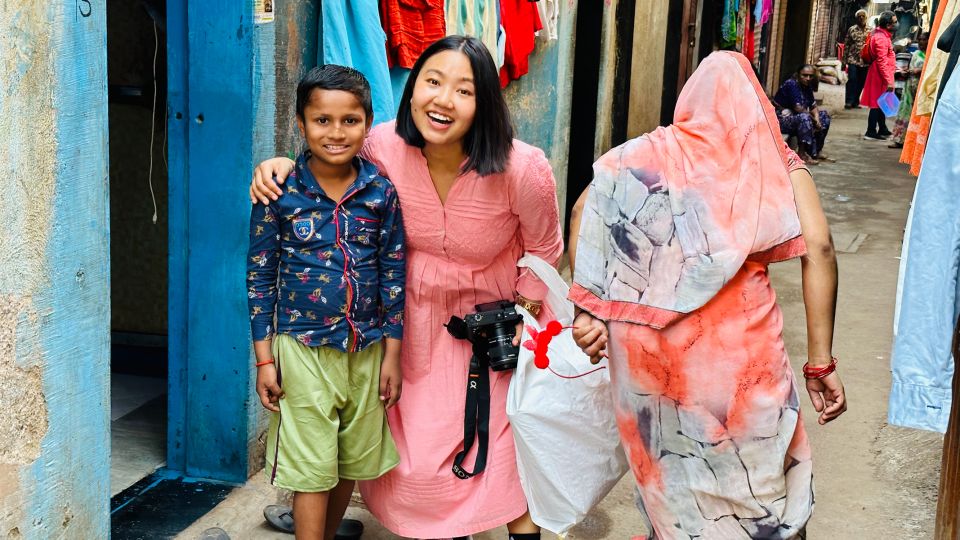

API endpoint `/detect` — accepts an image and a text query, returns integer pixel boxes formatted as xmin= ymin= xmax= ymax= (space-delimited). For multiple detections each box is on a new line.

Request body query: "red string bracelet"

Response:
xmin=255 ymin=359 xmax=275 ymax=367
xmin=802 ymin=357 xmax=838 ymax=380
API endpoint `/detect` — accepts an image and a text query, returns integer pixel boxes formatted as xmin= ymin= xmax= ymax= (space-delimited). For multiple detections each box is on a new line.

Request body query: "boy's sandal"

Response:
xmin=263 ymin=505 xmax=294 ymax=534
xmin=263 ymin=505 xmax=364 ymax=539
xmin=335 ymin=519 xmax=364 ymax=540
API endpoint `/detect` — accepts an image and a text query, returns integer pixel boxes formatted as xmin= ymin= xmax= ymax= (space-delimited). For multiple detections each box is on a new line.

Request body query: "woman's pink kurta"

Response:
xmin=357 ymin=121 xmax=563 ymax=538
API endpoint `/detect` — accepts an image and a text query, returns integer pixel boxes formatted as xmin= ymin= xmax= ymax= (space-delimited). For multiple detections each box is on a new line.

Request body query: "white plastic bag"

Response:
xmin=507 ymin=255 xmax=629 ymax=536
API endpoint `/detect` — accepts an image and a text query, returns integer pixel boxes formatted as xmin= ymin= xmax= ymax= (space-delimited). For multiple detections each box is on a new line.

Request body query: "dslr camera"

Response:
xmin=448 ymin=300 xmax=523 ymax=371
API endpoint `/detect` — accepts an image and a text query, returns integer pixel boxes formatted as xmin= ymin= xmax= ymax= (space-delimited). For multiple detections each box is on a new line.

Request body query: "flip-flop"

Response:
xmin=198 ymin=527 xmax=231 ymax=540
xmin=334 ymin=518 xmax=364 ymax=540
xmin=263 ymin=505 xmax=364 ymax=539
xmin=263 ymin=505 xmax=294 ymax=534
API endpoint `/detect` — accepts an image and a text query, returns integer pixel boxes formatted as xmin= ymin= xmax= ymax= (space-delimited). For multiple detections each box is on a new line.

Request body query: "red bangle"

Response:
xmin=802 ymin=357 xmax=837 ymax=379
xmin=255 ymin=359 xmax=275 ymax=367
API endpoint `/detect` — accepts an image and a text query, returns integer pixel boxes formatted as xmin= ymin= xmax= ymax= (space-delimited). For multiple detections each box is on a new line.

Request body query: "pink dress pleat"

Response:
xmin=357 ymin=121 xmax=563 ymax=538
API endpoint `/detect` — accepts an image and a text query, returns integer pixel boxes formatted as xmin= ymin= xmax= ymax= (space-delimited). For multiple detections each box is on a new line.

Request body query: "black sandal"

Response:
xmin=263 ymin=505 xmax=364 ymax=539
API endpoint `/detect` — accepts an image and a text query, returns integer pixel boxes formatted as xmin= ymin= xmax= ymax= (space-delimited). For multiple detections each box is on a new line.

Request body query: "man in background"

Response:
xmin=844 ymin=9 xmax=871 ymax=109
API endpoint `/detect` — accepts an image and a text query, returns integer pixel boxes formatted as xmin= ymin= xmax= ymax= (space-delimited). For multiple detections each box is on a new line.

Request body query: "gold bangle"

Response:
xmin=516 ymin=295 xmax=542 ymax=316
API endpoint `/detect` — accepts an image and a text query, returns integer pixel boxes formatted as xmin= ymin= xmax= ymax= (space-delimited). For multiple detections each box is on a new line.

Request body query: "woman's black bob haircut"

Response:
xmin=395 ymin=35 xmax=515 ymax=176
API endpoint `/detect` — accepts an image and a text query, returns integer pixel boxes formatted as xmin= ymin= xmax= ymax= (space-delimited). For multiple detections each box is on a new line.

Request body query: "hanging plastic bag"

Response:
xmin=878 ymin=90 xmax=901 ymax=117
xmin=507 ymin=255 xmax=629 ymax=536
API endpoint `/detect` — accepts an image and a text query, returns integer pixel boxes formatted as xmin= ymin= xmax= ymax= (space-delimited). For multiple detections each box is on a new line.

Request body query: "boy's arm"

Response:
xmin=247 ymin=202 xmax=281 ymax=344
xmin=378 ymin=186 xmax=406 ymax=341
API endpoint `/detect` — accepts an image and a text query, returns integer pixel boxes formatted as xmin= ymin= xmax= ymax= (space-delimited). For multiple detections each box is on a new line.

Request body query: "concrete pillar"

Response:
xmin=0 ymin=1 xmax=110 ymax=537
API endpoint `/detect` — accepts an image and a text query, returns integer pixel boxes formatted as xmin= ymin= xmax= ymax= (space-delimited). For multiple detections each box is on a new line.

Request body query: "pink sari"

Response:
xmin=572 ymin=52 xmax=813 ymax=539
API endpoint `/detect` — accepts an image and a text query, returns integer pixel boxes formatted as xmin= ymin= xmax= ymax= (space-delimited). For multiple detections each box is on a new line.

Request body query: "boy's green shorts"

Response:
xmin=265 ymin=334 xmax=399 ymax=492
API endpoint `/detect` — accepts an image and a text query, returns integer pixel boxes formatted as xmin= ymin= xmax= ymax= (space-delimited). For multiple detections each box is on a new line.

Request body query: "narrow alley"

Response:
xmin=176 ymin=103 xmax=943 ymax=540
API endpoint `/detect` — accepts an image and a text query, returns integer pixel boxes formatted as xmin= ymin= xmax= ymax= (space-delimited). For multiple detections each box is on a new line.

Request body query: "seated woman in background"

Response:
xmin=774 ymin=64 xmax=833 ymax=164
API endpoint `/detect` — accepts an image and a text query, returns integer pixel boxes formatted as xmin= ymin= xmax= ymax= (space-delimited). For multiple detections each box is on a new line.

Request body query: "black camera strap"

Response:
xmin=452 ymin=344 xmax=491 ymax=480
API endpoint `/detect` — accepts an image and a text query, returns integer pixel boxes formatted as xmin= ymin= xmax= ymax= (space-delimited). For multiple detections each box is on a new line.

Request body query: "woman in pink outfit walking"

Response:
xmin=251 ymin=36 xmax=562 ymax=540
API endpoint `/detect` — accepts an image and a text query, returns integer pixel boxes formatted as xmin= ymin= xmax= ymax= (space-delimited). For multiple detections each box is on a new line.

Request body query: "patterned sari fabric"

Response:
xmin=571 ymin=52 xmax=813 ymax=539
xmin=891 ymin=51 xmax=926 ymax=144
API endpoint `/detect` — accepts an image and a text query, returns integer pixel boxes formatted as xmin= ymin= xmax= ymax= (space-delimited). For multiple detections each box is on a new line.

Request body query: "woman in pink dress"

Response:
xmin=251 ymin=36 xmax=562 ymax=539
xmin=569 ymin=52 xmax=847 ymax=539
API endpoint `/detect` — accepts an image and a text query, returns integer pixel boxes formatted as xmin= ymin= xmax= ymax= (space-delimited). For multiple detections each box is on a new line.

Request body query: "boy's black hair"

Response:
xmin=395 ymin=36 xmax=514 ymax=176
xmin=296 ymin=64 xmax=373 ymax=120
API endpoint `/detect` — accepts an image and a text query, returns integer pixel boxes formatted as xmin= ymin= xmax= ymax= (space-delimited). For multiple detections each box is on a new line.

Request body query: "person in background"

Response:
xmin=890 ymin=32 xmax=930 ymax=149
xmin=568 ymin=51 xmax=845 ymax=539
xmin=861 ymin=10 xmax=899 ymax=140
xmin=774 ymin=64 xmax=833 ymax=164
xmin=844 ymin=9 xmax=871 ymax=109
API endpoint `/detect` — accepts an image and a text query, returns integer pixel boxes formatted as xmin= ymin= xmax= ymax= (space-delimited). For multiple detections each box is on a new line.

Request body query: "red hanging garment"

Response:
xmin=499 ymin=0 xmax=542 ymax=87
xmin=744 ymin=5 xmax=755 ymax=62
xmin=380 ymin=0 xmax=446 ymax=69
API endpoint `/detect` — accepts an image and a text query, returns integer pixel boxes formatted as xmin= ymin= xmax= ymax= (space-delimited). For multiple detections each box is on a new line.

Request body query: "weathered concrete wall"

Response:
xmin=0 ymin=1 xmax=110 ymax=537
xmin=628 ymin=0 xmax=672 ymax=138
xmin=273 ymin=1 xmax=319 ymax=158
xmin=504 ymin=1 xmax=578 ymax=226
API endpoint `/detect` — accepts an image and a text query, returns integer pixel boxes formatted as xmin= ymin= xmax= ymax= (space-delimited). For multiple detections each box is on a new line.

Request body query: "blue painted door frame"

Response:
xmin=166 ymin=0 xmax=256 ymax=483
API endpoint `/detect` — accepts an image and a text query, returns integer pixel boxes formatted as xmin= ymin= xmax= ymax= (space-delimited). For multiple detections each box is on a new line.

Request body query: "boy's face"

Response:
xmin=297 ymin=89 xmax=370 ymax=169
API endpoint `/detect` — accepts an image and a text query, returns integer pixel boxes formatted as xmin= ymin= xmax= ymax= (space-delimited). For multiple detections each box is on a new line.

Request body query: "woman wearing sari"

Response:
xmin=890 ymin=33 xmax=930 ymax=148
xmin=568 ymin=51 xmax=846 ymax=539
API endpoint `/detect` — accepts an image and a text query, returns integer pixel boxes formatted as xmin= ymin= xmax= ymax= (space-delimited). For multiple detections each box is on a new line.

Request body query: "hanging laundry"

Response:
xmin=499 ymin=0 xmax=542 ymax=87
xmin=901 ymin=0 xmax=959 ymax=175
xmin=744 ymin=3 xmax=755 ymax=62
xmin=321 ymin=0 xmax=396 ymax=124
xmin=736 ymin=0 xmax=749 ymax=51
xmin=758 ymin=0 xmax=773 ymax=25
xmin=536 ymin=0 xmax=560 ymax=42
xmin=721 ymin=0 xmax=740 ymax=48
xmin=380 ymin=0 xmax=446 ymax=69
xmin=445 ymin=0 xmax=500 ymax=60
xmin=889 ymin=63 xmax=960 ymax=434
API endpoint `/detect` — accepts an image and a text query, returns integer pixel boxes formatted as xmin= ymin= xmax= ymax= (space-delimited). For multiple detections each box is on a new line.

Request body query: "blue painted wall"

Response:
xmin=0 ymin=1 xmax=110 ymax=537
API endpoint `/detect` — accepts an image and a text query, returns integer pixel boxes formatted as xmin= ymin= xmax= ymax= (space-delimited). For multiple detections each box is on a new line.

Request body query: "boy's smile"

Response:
xmin=297 ymin=89 xmax=371 ymax=177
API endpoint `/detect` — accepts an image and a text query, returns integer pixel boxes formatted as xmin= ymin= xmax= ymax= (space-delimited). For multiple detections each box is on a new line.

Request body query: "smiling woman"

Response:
xmin=249 ymin=36 xmax=563 ymax=540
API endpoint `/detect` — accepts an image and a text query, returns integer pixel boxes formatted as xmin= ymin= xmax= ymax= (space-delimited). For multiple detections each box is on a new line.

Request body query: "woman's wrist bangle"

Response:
xmin=515 ymin=295 xmax=542 ymax=316
xmin=255 ymin=359 xmax=275 ymax=367
xmin=802 ymin=356 xmax=838 ymax=379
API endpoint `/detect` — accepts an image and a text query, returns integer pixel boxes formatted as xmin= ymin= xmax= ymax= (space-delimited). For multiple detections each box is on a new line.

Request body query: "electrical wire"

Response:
xmin=148 ymin=19 xmax=159 ymax=225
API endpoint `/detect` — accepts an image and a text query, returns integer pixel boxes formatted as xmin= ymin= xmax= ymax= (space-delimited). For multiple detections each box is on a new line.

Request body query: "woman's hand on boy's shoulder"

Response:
xmin=251 ymin=157 xmax=296 ymax=204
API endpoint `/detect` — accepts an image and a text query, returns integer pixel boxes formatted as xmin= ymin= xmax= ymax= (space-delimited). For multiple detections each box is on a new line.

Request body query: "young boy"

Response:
xmin=247 ymin=65 xmax=405 ymax=540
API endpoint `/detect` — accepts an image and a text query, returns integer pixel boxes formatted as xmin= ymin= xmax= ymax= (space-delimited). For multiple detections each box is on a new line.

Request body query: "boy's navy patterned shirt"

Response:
xmin=247 ymin=153 xmax=405 ymax=352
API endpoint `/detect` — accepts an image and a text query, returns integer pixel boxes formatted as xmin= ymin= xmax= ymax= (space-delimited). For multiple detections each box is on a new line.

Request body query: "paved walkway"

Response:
xmin=177 ymin=103 xmax=943 ymax=540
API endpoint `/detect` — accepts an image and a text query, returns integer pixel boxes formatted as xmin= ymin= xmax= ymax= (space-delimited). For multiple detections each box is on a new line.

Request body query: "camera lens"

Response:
xmin=486 ymin=321 xmax=519 ymax=371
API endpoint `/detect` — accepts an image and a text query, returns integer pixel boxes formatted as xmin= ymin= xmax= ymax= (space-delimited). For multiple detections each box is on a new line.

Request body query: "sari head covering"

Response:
xmin=570 ymin=51 xmax=806 ymax=328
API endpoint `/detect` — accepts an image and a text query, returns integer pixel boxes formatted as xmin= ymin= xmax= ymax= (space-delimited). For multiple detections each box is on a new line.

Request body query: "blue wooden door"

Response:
xmin=166 ymin=0 xmax=257 ymax=483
